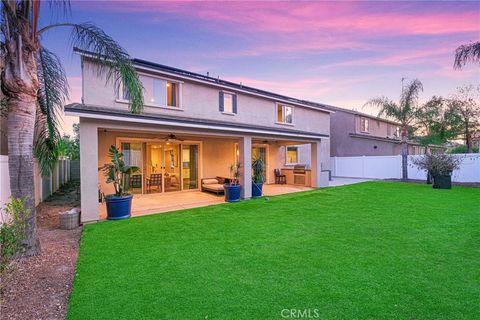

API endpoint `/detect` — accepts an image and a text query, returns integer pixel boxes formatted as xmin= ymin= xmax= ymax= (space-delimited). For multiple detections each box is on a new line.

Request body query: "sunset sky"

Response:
xmin=38 ymin=1 xmax=480 ymax=135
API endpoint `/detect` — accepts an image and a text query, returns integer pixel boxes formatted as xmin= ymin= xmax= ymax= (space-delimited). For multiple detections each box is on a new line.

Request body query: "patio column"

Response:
xmin=311 ymin=140 xmax=330 ymax=188
xmin=80 ymin=119 xmax=99 ymax=223
xmin=238 ymin=135 xmax=252 ymax=199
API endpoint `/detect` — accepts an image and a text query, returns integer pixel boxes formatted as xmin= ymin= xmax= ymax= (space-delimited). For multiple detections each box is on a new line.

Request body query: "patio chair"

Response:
xmin=130 ymin=175 xmax=142 ymax=191
xmin=274 ymin=169 xmax=286 ymax=184
xmin=146 ymin=173 xmax=162 ymax=193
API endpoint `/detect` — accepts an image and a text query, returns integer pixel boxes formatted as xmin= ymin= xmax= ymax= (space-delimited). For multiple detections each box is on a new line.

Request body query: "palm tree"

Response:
xmin=1 ymin=1 xmax=144 ymax=255
xmin=454 ymin=41 xmax=480 ymax=69
xmin=364 ymin=79 xmax=423 ymax=181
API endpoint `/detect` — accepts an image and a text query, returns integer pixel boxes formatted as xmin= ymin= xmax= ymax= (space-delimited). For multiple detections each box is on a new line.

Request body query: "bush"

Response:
xmin=0 ymin=197 xmax=30 ymax=272
xmin=447 ymin=145 xmax=479 ymax=154
xmin=411 ymin=154 xmax=462 ymax=176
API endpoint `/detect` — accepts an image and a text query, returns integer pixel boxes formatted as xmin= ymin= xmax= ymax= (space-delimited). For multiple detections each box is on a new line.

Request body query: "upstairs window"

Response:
xmin=219 ymin=91 xmax=237 ymax=114
xmin=360 ymin=117 xmax=369 ymax=133
xmin=119 ymin=75 xmax=180 ymax=108
xmin=277 ymin=104 xmax=293 ymax=124
xmin=394 ymin=126 xmax=401 ymax=137
xmin=286 ymin=146 xmax=298 ymax=164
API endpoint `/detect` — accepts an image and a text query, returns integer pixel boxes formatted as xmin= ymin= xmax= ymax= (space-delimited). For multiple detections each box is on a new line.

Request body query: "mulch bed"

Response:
xmin=385 ymin=178 xmax=480 ymax=188
xmin=0 ymin=182 xmax=82 ymax=320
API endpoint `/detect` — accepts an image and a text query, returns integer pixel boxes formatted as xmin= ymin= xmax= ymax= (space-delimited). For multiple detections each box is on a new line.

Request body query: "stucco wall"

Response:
xmin=82 ymin=59 xmax=330 ymax=137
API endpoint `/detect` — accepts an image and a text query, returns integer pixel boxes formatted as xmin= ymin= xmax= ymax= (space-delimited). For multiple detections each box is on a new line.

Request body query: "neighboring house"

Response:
xmin=65 ymin=49 xmax=332 ymax=223
xmin=315 ymin=105 xmax=438 ymax=157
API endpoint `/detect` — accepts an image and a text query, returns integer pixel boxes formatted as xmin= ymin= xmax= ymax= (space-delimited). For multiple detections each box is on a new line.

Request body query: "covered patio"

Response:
xmin=99 ymin=184 xmax=314 ymax=219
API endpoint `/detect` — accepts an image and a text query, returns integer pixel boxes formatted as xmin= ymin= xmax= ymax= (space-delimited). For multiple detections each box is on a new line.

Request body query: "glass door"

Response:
xmin=252 ymin=146 xmax=268 ymax=182
xmin=181 ymin=144 xmax=199 ymax=190
xmin=120 ymin=142 xmax=144 ymax=194
xmin=163 ymin=143 xmax=181 ymax=192
xmin=145 ymin=143 xmax=163 ymax=193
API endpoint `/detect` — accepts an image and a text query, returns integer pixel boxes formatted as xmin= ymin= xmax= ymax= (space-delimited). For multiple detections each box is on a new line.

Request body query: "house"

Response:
xmin=325 ymin=105 xmax=429 ymax=157
xmin=65 ymin=49 xmax=332 ymax=223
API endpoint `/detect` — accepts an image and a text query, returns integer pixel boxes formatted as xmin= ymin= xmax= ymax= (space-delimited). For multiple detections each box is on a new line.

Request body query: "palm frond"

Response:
xmin=400 ymin=79 xmax=423 ymax=113
xmin=363 ymin=97 xmax=400 ymax=120
xmin=38 ymin=22 xmax=144 ymax=113
xmin=35 ymin=47 xmax=69 ymax=175
xmin=454 ymin=41 xmax=480 ymax=69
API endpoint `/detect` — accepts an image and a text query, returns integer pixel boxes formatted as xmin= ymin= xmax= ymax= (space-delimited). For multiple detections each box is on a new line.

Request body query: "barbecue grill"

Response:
xmin=293 ymin=164 xmax=306 ymax=185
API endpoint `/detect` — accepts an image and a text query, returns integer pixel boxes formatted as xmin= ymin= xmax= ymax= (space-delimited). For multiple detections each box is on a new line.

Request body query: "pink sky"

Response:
xmin=44 ymin=1 xmax=479 ymax=135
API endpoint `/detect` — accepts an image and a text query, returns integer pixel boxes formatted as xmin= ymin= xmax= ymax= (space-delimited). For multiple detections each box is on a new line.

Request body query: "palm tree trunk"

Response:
xmin=2 ymin=31 xmax=41 ymax=255
xmin=401 ymin=137 xmax=408 ymax=181
xmin=7 ymin=95 xmax=40 ymax=255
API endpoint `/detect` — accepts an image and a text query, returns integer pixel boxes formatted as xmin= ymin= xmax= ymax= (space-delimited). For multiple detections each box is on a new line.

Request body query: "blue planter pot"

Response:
xmin=252 ymin=182 xmax=263 ymax=198
xmin=105 ymin=194 xmax=133 ymax=220
xmin=224 ymin=184 xmax=241 ymax=202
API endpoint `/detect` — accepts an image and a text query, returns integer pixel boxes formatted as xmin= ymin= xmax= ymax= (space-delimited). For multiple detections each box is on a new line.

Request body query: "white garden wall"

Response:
xmin=331 ymin=154 xmax=480 ymax=183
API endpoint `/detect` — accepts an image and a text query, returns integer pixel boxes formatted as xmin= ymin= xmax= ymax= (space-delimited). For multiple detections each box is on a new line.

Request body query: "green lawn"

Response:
xmin=67 ymin=182 xmax=480 ymax=319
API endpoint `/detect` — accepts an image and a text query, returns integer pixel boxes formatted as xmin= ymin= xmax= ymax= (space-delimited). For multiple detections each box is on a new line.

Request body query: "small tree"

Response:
xmin=100 ymin=146 xmax=139 ymax=197
xmin=412 ymin=154 xmax=461 ymax=177
xmin=448 ymin=85 xmax=480 ymax=153
xmin=252 ymin=157 xmax=265 ymax=184
xmin=228 ymin=163 xmax=241 ymax=185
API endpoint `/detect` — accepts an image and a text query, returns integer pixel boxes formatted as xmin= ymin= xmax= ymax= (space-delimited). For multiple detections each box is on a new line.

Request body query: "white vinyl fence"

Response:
xmin=1 ymin=156 xmax=75 ymax=217
xmin=331 ymin=154 xmax=480 ymax=183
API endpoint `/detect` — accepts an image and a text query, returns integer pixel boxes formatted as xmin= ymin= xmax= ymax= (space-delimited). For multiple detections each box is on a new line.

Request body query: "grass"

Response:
xmin=67 ymin=182 xmax=480 ymax=319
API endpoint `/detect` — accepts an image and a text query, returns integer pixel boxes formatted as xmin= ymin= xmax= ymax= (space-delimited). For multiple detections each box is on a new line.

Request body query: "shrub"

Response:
xmin=447 ymin=145 xmax=479 ymax=154
xmin=411 ymin=154 xmax=462 ymax=176
xmin=0 ymin=197 xmax=30 ymax=272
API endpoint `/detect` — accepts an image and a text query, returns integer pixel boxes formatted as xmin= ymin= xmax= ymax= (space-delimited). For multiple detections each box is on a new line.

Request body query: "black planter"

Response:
xmin=433 ymin=173 xmax=452 ymax=189
xmin=224 ymin=184 xmax=241 ymax=202
xmin=105 ymin=194 xmax=133 ymax=220
xmin=252 ymin=182 xmax=263 ymax=198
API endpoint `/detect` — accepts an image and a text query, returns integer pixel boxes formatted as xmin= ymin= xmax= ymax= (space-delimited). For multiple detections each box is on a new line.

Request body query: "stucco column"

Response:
xmin=311 ymin=140 xmax=329 ymax=188
xmin=79 ymin=119 xmax=99 ymax=223
xmin=238 ymin=136 xmax=252 ymax=199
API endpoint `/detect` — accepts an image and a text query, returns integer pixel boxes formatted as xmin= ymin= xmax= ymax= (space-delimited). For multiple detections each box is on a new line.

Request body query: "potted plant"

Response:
xmin=224 ymin=163 xmax=241 ymax=202
xmin=412 ymin=154 xmax=461 ymax=189
xmin=100 ymin=145 xmax=140 ymax=219
xmin=252 ymin=156 xmax=265 ymax=198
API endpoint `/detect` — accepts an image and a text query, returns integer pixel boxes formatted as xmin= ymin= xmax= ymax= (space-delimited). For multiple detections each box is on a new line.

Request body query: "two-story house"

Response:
xmin=65 ymin=50 xmax=332 ymax=223
xmin=326 ymin=105 xmax=427 ymax=157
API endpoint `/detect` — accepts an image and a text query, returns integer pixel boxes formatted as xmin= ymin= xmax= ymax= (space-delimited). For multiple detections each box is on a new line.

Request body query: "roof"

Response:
xmin=65 ymin=103 xmax=329 ymax=140
xmin=323 ymin=104 xmax=402 ymax=126
xmin=74 ymin=48 xmax=333 ymax=114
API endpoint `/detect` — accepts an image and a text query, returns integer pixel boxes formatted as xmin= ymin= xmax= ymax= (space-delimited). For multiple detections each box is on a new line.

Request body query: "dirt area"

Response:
xmin=0 ymin=181 xmax=82 ymax=320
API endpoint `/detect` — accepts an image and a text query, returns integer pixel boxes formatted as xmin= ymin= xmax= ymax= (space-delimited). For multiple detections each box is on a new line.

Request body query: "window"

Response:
xmin=277 ymin=104 xmax=293 ymax=124
xmin=394 ymin=126 xmax=401 ymax=138
xmin=219 ymin=92 xmax=237 ymax=114
xmin=119 ymin=75 xmax=180 ymax=108
xmin=286 ymin=146 xmax=298 ymax=164
xmin=360 ymin=117 xmax=369 ymax=133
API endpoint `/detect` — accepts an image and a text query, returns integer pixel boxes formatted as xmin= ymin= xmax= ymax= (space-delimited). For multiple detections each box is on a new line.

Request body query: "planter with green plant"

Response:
xmin=100 ymin=145 xmax=140 ymax=219
xmin=252 ymin=157 xmax=265 ymax=198
xmin=224 ymin=163 xmax=241 ymax=202
xmin=412 ymin=154 xmax=461 ymax=189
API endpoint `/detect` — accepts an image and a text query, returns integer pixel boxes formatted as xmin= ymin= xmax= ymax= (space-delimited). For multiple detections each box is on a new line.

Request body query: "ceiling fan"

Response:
xmin=161 ymin=133 xmax=184 ymax=142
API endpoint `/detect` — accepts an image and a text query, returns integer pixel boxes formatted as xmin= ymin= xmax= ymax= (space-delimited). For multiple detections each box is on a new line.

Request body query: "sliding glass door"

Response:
xmin=181 ymin=144 xmax=199 ymax=190
xmin=119 ymin=140 xmax=200 ymax=195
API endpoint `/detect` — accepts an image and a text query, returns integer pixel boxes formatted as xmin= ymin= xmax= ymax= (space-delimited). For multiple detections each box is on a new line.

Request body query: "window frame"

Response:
xmin=220 ymin=90 xmax=237 ymax=115
xmin=117 ymin=72 xmax=183 ymax=110
xmin=275 ymin=103 xmax=295 ymax=125
xmin=285 ymin=146 xmax=299 ymax=165
xmin=360 ymin=117 xmax=369 ymax=133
